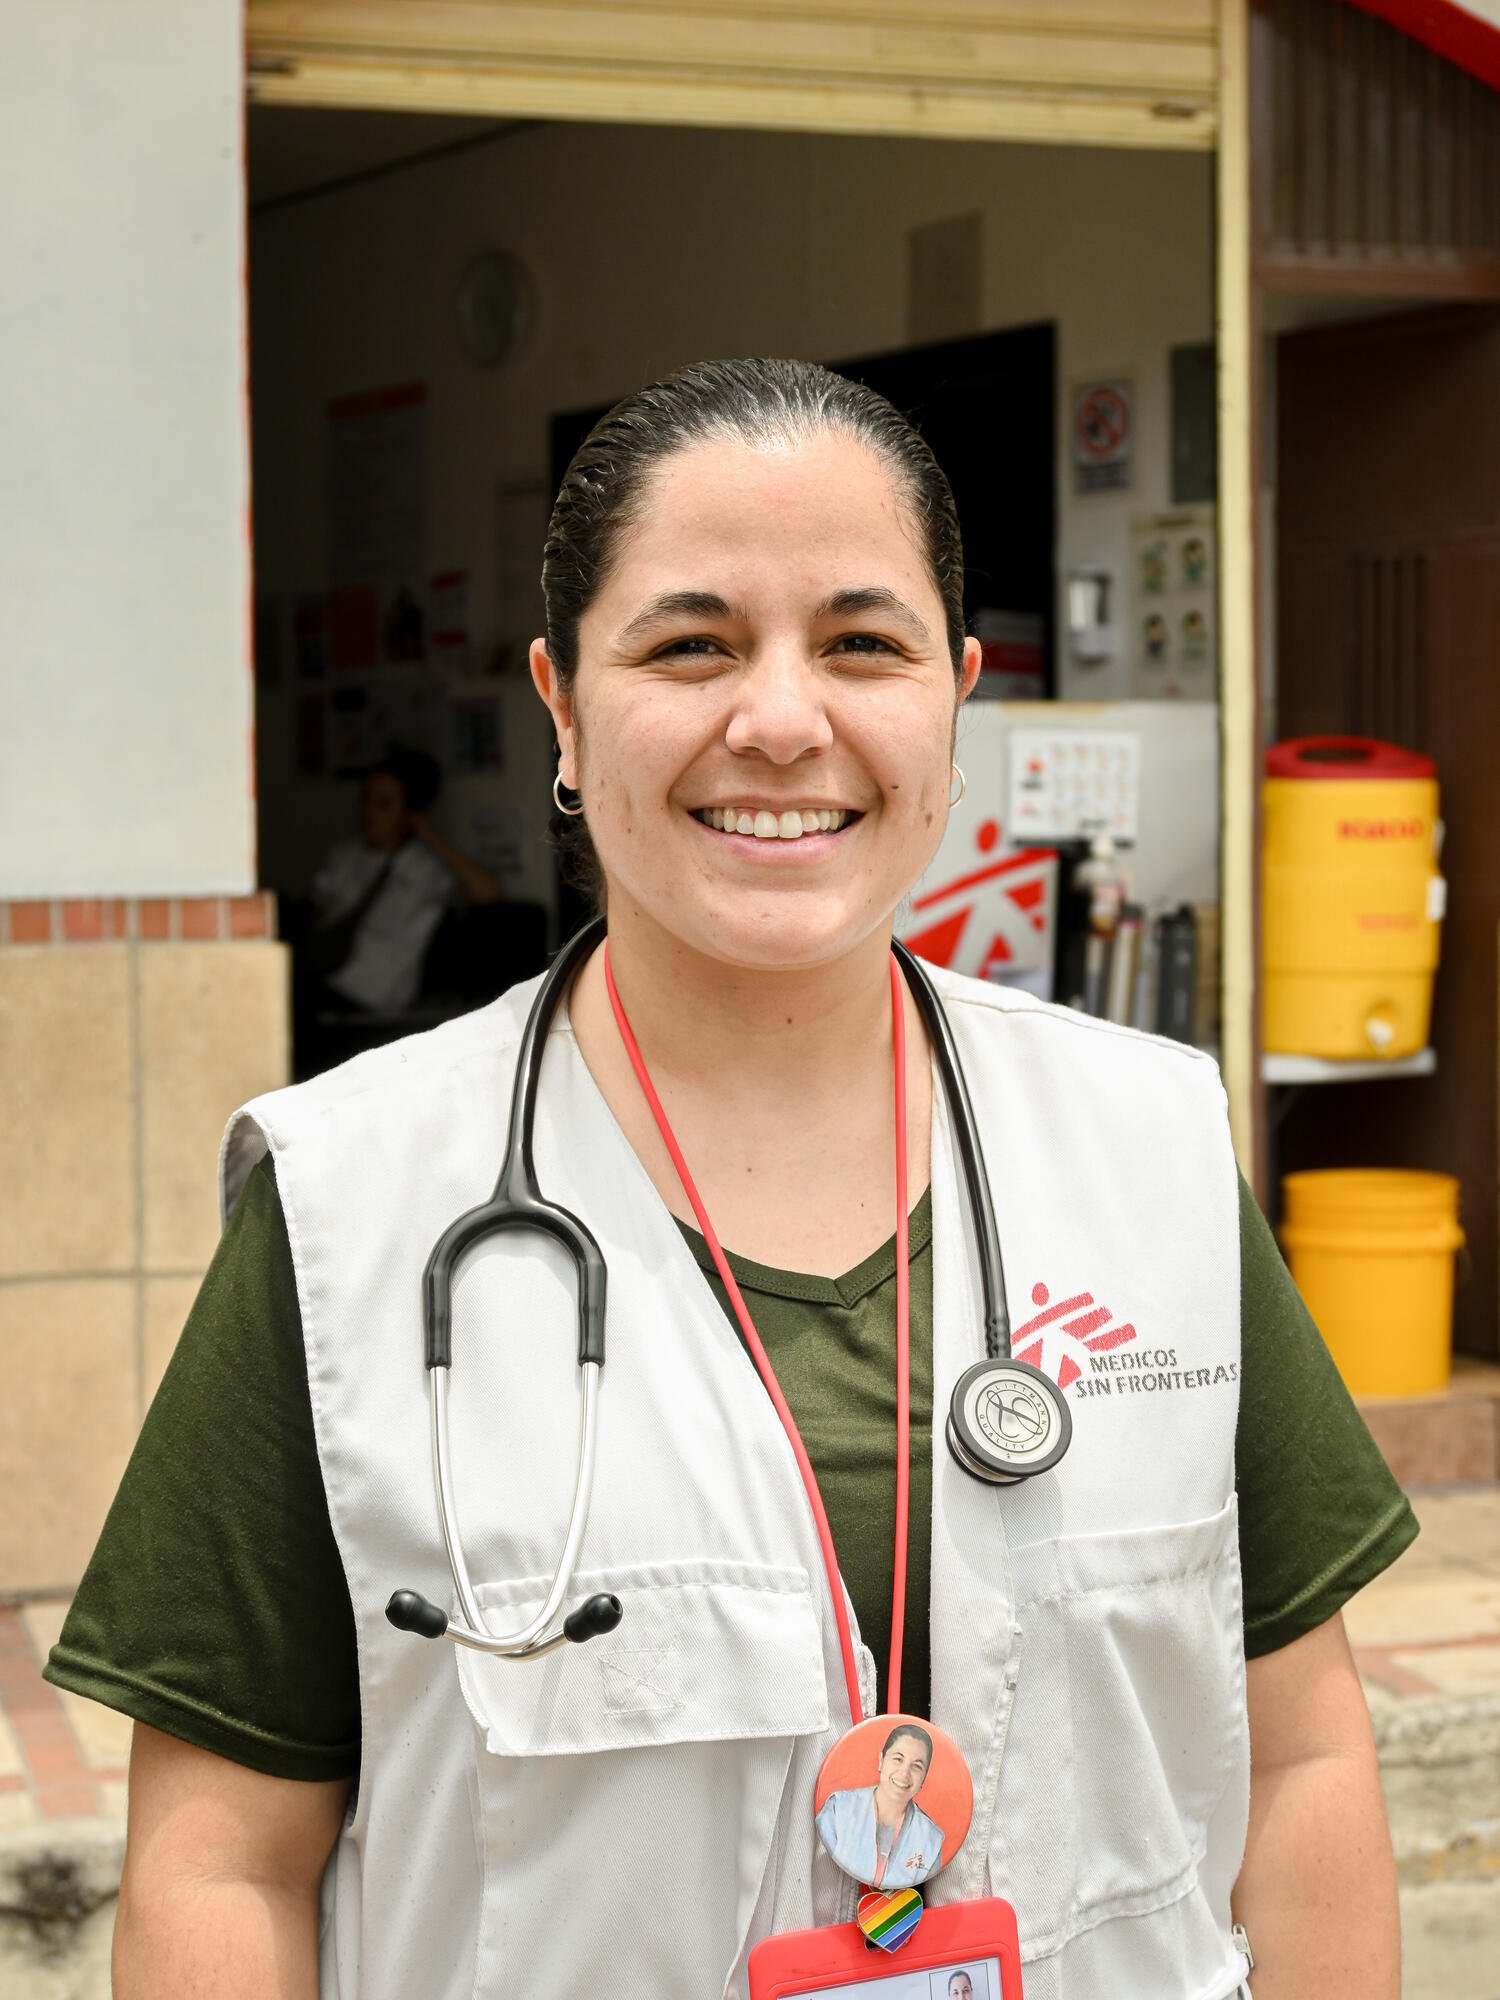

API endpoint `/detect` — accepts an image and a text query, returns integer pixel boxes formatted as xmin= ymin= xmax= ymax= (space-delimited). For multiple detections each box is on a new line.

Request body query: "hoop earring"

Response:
xmin=552 ymin=772 xmax=585 ymax=817
xmin=949 ymin=763 xmax=967 ymax=807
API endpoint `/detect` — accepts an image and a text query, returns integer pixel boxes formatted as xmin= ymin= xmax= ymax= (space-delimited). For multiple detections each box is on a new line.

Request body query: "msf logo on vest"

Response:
xmin=1016 ymin=1282 xmax=1239 ymax=1401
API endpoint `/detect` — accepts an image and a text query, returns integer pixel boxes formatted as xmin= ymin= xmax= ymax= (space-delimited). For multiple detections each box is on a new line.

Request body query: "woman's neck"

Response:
xmin=588 ymin=906 xmax=897 ymax=1104
xmin=566 ymin=903 xmax=932 ymax=1276
xmin=873 ymin=1786 xmax=909 ymax=1829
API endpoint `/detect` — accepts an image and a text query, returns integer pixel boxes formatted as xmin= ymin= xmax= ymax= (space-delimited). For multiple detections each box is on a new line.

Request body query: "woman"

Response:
xmin=49 ymin=360 xmax=1413 ymax=2000
xmin=815 ymin=1723 xmax=946 ymax=1887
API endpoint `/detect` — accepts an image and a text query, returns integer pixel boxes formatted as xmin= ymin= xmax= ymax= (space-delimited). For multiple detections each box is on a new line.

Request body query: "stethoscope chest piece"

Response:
xmin=946 ymin=1357 xmax=1072 ymax=1485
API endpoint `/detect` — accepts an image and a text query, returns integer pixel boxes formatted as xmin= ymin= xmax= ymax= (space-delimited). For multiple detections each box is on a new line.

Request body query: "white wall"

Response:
xmin=1 ymin=0 xmax=252 ymax=897
xmin=249 ymin=121 xmax=1212 ymax=908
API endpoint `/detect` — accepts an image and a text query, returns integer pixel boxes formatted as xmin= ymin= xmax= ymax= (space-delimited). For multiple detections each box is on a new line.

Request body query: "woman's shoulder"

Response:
xmin=924 ymin=956 xmax=1216 ymax=1064
xmin=921 ymin=959 xmax=1221 ymax=1079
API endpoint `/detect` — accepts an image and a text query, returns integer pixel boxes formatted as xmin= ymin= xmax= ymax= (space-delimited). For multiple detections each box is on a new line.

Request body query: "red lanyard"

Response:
xmin=602 ymin=943 xmax=912 ymax=1725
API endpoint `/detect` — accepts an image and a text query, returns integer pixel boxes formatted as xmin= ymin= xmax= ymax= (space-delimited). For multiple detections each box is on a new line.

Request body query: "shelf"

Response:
xmin=1262 ymin=1048 xmax=1436 ymax=1085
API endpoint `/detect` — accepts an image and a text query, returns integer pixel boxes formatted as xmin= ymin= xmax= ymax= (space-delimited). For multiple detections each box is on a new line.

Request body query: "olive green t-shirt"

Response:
xmin=46 ymin=1157 xmax=1417 ymax=1778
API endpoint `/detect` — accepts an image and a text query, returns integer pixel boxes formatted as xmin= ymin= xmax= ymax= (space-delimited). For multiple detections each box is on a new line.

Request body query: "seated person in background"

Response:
xmin=308 ymin=749 xmax=504 ymax=1016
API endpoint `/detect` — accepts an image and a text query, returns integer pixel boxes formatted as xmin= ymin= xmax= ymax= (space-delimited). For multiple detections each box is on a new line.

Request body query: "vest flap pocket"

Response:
xmin=455 ymin=1557 xmax=830 ymax=1757
xmin=996 ymin=1495 xmax=1245 ymax=1950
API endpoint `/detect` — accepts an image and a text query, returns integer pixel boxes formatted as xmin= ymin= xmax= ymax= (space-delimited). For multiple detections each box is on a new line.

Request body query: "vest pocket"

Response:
xmin=454 ymin=1557 xmax=829 ymax=2000
xmin=994 ymin=1496 xmax=1244 ymax=1955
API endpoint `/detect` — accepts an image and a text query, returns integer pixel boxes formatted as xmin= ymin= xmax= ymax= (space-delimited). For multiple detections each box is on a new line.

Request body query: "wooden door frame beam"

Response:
xmin=1217 ymin=0 xmax=1265 ymax=1186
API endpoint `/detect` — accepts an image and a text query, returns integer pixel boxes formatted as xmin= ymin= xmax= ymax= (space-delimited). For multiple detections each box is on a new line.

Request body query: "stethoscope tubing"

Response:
xmin=390 ymin=920 xmax=1028 ymax=1658
xmin=890 ymin=940 xmax=1012 ymax=1363
xmin=422 ymin=917 xmax=609 ymax=1372
xmin=388 ymin=919 xmax=615 ymax=1656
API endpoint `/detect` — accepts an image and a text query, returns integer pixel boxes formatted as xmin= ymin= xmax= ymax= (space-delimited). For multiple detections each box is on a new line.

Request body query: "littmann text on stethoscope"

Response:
xmin=1074 ymin=1354 xmax=1241 ymax=1397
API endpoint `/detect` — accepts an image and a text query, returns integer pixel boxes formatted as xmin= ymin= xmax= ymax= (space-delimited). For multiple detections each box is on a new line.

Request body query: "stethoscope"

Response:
xmin=386 ymin=917 xmax=1072 ymax=1661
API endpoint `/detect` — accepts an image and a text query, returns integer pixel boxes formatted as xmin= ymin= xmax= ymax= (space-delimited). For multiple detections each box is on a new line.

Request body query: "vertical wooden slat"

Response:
xmin=1291 ymin=0 xmax=1310 ymax=248
xmin=1381 ymin=553 xmax=1398 ymax=739
xmin=1336 ymin=0 xmax=1344 ymax=250
xmin=1392 ymin=22 xmax=1407 ymax=250
xmin=1271 ymin=0 xmax=1297 ymax=242
xmin=1458 ymin=66 xmax=1474 ymax=250
xmin=1360 ymin=552 xmax=1384 ymax=732
xmin=1347 ymin=553 xmax=1366 ymax=731
xmin=1412 ymin=553 xmax=1428 ymax=750
xmin=1426 ymin=41 xmax=1441 ymax=249
xmin=1356 ymin=6 xmax=1373 ymax=251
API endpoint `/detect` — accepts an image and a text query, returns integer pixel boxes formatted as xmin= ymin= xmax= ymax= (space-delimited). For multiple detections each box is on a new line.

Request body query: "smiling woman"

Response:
xmin=56 ymin=357 xmax=1415 ymax=2000
xmin=535 ymin=360 xmax=970 ymax=928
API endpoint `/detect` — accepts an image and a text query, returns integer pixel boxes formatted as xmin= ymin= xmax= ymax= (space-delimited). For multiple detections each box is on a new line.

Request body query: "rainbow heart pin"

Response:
xmin=857 ymin=1887 xmax=923 ymax=1953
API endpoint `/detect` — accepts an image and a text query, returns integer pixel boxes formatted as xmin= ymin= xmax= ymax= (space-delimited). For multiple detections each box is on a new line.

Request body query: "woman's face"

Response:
xmin=876 ymin=1734 xmax=930 ymax=1805
xmin=531 ymin=432 xmax=981 ymax=972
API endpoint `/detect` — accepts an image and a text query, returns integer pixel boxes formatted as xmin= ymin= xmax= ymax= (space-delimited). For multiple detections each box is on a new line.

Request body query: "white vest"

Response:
xmin=222 ymin=965 xmax=1250 ymax=2000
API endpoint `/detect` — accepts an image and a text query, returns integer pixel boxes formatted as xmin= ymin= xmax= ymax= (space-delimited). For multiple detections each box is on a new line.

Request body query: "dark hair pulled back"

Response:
xmin=880 ymin=1722 xmax=934 ymax=1764
xmin=542 ymin=357 xmax=966 ymax=900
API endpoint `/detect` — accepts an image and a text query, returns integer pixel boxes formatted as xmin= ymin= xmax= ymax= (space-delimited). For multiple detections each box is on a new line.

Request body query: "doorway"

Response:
xmin=1273 ymin=303 xmax=1500 ymax=1360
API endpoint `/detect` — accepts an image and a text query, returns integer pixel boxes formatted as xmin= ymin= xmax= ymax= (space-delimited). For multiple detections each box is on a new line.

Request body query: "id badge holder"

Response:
xmin=748 ymin=1896 xmax=1024 ymax=2000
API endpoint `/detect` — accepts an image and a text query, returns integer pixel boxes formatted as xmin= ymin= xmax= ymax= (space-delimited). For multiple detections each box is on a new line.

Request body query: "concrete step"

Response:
xmin=1357 ymin=1358 xmax=1500 ymax=1487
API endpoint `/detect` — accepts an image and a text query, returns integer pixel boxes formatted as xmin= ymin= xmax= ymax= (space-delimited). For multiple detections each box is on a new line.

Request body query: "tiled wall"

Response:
xmin=0 ymin=898 xmax=288 ymax=1593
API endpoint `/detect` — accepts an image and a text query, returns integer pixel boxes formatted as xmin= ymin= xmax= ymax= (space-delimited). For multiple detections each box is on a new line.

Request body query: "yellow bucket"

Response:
xmin=1280 ymin=1169 xmax=1463 ymax=1396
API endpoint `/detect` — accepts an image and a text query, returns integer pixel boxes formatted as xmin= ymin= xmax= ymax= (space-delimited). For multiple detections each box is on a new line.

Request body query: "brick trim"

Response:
xmin=0 ymin=894 xmax=274 ymax=946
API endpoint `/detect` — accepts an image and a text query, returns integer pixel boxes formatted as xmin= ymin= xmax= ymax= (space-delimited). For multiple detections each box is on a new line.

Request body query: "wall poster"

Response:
xmin=1128 ymin=504 xmax=1217 ymax=701
xmin=1071 ymin=378 xmax=1133 ymax=494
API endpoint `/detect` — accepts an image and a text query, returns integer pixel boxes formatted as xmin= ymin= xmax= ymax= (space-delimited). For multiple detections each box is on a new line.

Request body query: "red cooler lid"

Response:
xmin=1265 ymin=735 xmax=1436 ymax=780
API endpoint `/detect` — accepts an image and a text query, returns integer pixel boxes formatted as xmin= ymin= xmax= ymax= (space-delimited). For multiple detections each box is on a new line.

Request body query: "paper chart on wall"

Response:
xmin=1007 ymin=729 xmax=1140 ymax=842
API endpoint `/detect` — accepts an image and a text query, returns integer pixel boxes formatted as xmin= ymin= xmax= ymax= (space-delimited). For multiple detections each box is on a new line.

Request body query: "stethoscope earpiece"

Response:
xmin=946 ymin=1358 xmax=1073 ymax=1485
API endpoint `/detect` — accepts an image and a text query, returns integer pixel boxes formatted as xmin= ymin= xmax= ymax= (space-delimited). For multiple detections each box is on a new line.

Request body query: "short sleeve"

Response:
xmin=1235 ymin=1174 xmax=1419 ymax=1658
xmin=44 ymin=1156 xmax=360 ymax=1780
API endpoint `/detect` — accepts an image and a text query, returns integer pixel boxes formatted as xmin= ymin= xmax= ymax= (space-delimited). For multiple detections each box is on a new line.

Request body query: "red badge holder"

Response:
xmin=748 ymin=1897 xmax=1024 ymax=1999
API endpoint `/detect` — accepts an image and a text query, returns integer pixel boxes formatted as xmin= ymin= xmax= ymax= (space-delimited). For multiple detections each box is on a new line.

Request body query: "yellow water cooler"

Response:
xmin=1262 ymin=736 xmax=1444 ymax=1058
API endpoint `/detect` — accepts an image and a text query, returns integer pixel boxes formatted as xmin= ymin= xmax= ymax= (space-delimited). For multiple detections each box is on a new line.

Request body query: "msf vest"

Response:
xmin=222 ymin=964 xmax=1250 ymax=2000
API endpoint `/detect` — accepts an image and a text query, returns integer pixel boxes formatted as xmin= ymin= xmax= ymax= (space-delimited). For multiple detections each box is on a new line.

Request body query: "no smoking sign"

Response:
xmin=1072 ymin=377 xmax=1133 ymax=493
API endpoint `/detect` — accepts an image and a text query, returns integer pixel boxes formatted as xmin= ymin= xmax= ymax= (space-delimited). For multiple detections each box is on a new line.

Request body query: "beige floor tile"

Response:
xmin=20 ymin=1599 xmax=68 ymax=1660
xmin=0 ymin=1791 xmax=36 ymax=1829
xmin=1345 ymin=1573 xmax=1500 ymax=1647
xmin=0 ymin=947 xmax=134 ymax=1278
xmin=1388 ymin=1643 xmax=1500 ymax=1698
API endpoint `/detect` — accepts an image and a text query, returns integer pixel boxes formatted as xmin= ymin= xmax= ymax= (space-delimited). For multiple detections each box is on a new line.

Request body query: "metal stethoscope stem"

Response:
xmin=427 ymin=1363 xmax=606 ymax=1656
